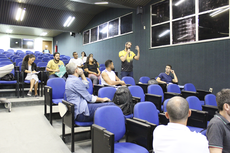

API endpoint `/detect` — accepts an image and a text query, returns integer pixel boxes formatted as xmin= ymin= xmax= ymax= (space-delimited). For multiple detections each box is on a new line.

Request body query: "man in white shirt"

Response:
xmin=153 ymin=96 xmax=209 ymax=153
xmin=101 ymin=60 xmax=125 ymax=86
xmin=68 ymin=52 xmax=83 ymax=68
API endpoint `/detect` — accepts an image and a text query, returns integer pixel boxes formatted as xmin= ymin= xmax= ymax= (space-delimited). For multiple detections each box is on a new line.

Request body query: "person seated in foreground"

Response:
xmin=65 ymin=62 xmax=115 ymax=122
xmin=101 ymin=60 xmax=126 ymax=86
xmin=207 ymin=89 xmax=230 ymax=153
xmin=156 ymin=64 xmax=178 ymax=84
xmin=153 ymin=96 xmax=209 ymax=153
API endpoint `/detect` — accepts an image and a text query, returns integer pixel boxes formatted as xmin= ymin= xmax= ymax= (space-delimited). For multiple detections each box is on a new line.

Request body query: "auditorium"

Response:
xmin=0 ymin=0 xmax=229 ymax=153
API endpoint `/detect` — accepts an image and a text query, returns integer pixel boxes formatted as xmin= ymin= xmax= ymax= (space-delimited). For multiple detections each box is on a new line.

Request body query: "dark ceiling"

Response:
xmin=0 ymin=0 xmax=151 ymax=37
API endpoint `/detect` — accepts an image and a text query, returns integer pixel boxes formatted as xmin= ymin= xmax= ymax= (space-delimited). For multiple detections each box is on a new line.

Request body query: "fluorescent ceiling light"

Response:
xmin=210 ymin=8 xmax=229 ymax=17
xmin=6 ymin=29 xmax=12 ymax=33
xmin=175 ymin=0 xmax=185 ymax=6
xmin=63 ymin=16 xmax=75 ymax=27
xmin=159 ymin=30 xmax=170 ymax=37
xmin=95 ymin=2 xmax=109 ymax=5
xmin=16 ymin=8 xmax=26 ymax=21
xmin=40 ymin=32 xmax=47 ymax=36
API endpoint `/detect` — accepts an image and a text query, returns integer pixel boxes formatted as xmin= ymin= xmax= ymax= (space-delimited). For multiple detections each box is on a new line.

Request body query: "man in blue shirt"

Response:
xmin=65 ymin=62 xmax=115 ymax=122
xmin=156 ymin=65 xmax=178 ymax=84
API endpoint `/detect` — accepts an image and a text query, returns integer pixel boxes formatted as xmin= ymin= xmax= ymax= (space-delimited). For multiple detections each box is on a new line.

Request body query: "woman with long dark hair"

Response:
xmin=84 ymin=56 xmax=100 ymax=84
xmin=80 ymin=51 xmax=87 ymax=64
xmin=21 ymin=54 xmax=39 ymax=97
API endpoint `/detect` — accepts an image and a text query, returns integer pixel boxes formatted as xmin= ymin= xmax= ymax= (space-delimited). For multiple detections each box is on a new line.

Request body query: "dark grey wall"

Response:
xmin=53 ymin=0 xmax=230 ymax=94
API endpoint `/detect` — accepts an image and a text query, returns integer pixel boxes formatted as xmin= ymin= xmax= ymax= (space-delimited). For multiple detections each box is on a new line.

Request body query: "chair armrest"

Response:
xmin=164 ymin=92 xmax=181 ymax=100
xmin=159 ymin=113 xmax=169 ymax=125
xmin=44 ymin=85 xmax=52 ymax=106
xmin=62 ymin=100 xmax=75 ymax=128
xmin=132 ymin=96 xmax=141 ymax=104
xmin=92 ymin=124 xmax=114 ymax=153
xmin=145 ymin=93 xmax=162 ymax=112
xmin=187 ymin=109 xmax=208 ymax=129
xmin=15 ymin=70 xmax=20 ymax=83
xmin=93 ymin=84 xmax=104 ymax=95
xmin=136 ymin=83 xmax=149 ymax=93
xmin=202 ymin=105 xmax=218 ymax=121
xmin=126 ymin=84 xmax=132 ymax=87
xmin=126 ymin=118 xmax=155 ymax=151
xmin=181 ymin=91 xmax=198 ymax=99
xmin=196 ymin=89 xmax=211 ymax=101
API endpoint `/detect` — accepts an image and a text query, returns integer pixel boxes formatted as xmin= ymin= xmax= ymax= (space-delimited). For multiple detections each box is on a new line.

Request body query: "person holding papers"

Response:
xmin=21 ymin=54 xmax=39 ymax=97
xmin=46 ymin=52 xmax=66 ymax=80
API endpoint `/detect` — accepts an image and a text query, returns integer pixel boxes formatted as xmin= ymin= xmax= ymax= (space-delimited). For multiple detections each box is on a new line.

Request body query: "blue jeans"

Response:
xmin=121 ymin=71 xmax=133 ymax=79
xmin=49 ymin=74 xmax=66 ymax=81
xmin=76 ymin=102 xmax=115 ymax=122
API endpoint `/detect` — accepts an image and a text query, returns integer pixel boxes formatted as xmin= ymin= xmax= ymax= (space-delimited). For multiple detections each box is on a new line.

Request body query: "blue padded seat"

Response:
xmin=148 ymin=84 xmax=164 ymax=102
xmin=114 ymin=142 xmax=148 ymax=153
xmin=139 ymin=76 xmax=150 ymax=84
xmin=128 ymin=85 xmax=145 ymax=102
xmin=205 ymin=94 xmax=217 ymax=106
xmin=167 ymin=84 xmax=181 ymax=94
xmin=122 ymin=76 xmax=135 ymax=85
xmin=74 ymin=121 xmax=93 ymax=126
xmin=98 ymin=87 xmax=116 ymax=100
xmin=186 ymin=96 xmax=202 ymax=111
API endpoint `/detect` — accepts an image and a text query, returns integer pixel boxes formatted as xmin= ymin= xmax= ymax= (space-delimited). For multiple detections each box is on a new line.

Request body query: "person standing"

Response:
xmin=68 ymin=52 xmax=84 ymax=68
xmin=119 ymin=42 xmax=140 ymax=78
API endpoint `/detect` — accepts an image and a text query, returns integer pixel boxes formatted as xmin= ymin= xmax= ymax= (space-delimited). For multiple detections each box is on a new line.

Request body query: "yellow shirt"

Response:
xmin=46 ymin=60 xmax=64 ymax=75
xmin=119 ymin=50 xmax=136 ymax=63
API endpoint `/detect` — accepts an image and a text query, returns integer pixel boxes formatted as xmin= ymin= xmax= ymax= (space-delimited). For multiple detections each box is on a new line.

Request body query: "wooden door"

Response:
xmin=42 ymin=41 xmax=52 ymax=54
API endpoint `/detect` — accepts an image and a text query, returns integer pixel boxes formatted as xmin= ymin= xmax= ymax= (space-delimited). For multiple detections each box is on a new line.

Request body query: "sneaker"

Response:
xmin=35 ymin=95 xmax=39 ymax=99
xmin=27 ymin=91 xmax=32 ymax=96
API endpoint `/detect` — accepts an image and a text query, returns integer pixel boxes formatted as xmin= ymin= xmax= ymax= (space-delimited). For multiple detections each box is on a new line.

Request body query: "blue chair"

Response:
xmin=0 ymin=58 xmax=11 ymax=62
xmin=63 ymin=56 xmax=70 ymax=61
xmin=37 ymin=62 xmax=47 ymax=68
xmin=122 ymin=76 xmax=135 ymax=85
xmin=44 ymin=78 xmax=65 ymax=125
xmin=99 ymin=66 xmax=105 ymax=72
xmin=15 ymin=58 xmax=23 ymax=66
xmin=16 ymin=50 xmax=24 ymax=55
xmin=62 ymin=60 xmax=69 ymax=65
xmin=33 ymin=59 xmax=42 ymax=65
xmin=134 ymin=102 xmax=159 ymax=125
xmin=204 ymin=94 xmax=217 ymax=106
xmin=186 ymin=96 xmax=202 ymax=111
xmin=26 ymin=50 xmax=33 ymax=54
xmin=60 ymin=55 xmax=65 ymax=57
xmin=5 ymin=53 xmax=13 ymax=58
xmin=37 ymin=56 xmax=43 ymax=60
xmin=62 ymin=57 xmax=68 ymax=61
xmin=42 ymin=57 xmax=50 ymax=62
xmin=139 ymin=76 xmax=150 ymax=84
xmin=7 ymin=49 xmax=14 ymax=54
xmin=98 ymin=87 xmax=116 ymax=100
xmin=12 ymin=56 xmax=20 ymax=62
xmin=100 ymin=64 xmax=105 ymax=67
xmin=128 ymin=85 xmax=145 ymax=102
xmin=61 ymin=100 xmax=93 ymax=152
xmin=0 ymin=54 xmax=6 ymax=57
xmin=0 ymin=62 xmax=19 ymax=98
xmin=146 ymin=84 xmax=164 ymax=111
xmin=167 ymin=84 xmax=181 ymax=94
xmin=162 ymin=99 xmax=170 ymax=112
xmin=19 ymin=54 xmax=25 ymax=58
xmin=93 ymin=105 xmax=149 ymax=153
xmin=0 ymin=49 xmax=4 ymax=54
xmin=79 ymin=77 xmax=93 ymax=94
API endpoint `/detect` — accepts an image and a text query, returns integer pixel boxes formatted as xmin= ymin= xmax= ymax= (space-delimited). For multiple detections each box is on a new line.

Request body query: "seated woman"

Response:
xmin=80 ymin=51 xmax=87 ymax=64
xmin=65 ymin=62 xmax=114 ymax=122
xmin=21 ymin=54 xmax=39 ymax=97
xmin=84 ymin=56 xmax=101 ymax=85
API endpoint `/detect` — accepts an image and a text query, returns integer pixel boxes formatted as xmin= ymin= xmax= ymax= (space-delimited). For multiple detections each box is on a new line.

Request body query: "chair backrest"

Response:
xmin=26 ymin=50 xmax=33 ymax=54
xmin=7 ymin=49 xmax=14 ymax=54
xmin=62 ymin=60 xmax=69 ymax=65
xmin=5 ymin=53 xmax=13 ymax=58
xmin=60 ymin=55 xmax=65 ymax=57
xmin=33 ymin=59 xmax=42 ymax=65
xmin=16 ymin=50 xmax=24 ymax=54
xmin=19 ymin=54 xmax=25 ymax=58
xmin=37 ymin=62 xmax=47 ymax=68
xmin=47 ymin=78 xmax=66 ymax=99
xmin=139 ymin=76 xmax=150 ymax=84
xmin=13 ymin=56 xmax=20 ymax=62
xmin=186 ymin=96 xmax=202 ymax=111
xmin=148 ymin=84 xmax=164 ymax=102
xmin=0 ymin=49 xmax=4 ymax=54
xmin=42 ymin=57 xmax=50 ymax=62
xmin=99 ymin=66 xmax=105 ymax=72
xmin=63 ymin=56 xmax=70 ymax=60
xmin=205 ymin=94 xmax=217 ymax=106
xmin=128 ymin=85 xmax=145 ymax=102
xmin=0 ymin=61 xmax=13 ymax=65
xmin=122 ymin=76 xmax=135 ymax=85
xmin=0 ymin=58 xmax=10 ymax=62
xmin=79 ymin=77 xmax=93 ymax=94
xmin=163 ymin=99 xmax=170 ymax=112
xmin=15 ymin=58 xmax=23 ymax=66
xmin=62 ymin=57 xmax=68 ymax=61
xmin=98 ymin=87 xmax=116 ymax=100
xmin=184 ymin=83 xmax=196 ymax=92
xmin=167 ymin=84 xmax=181 ymax=94
xmin=134 ymin=102 xmax=159 ymax=125
xmin=94 ymin=105 xmax=126 ymax=142
xmin=37 ymin=56 xmax=43 ymax=60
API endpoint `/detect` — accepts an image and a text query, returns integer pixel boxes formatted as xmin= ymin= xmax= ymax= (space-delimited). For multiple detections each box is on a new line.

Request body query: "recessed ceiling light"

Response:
xmin=6 ymin=29 xmax=12 ymax=33
xmin=95 ymin=2 xmax=109 ymax=5
xmin=40 ymin=32 xmax=47 ymax=36
xmin=16 ymin=8 xmax=26 ymax=21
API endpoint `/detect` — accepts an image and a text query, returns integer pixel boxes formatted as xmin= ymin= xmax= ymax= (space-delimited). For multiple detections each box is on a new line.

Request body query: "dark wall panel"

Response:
xmin=54 ymin=0 xmax=230 ymax=94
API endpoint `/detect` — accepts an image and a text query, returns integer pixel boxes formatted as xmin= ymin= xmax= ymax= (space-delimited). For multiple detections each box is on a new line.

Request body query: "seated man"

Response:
xmin=207 ymin=89 xmax=230 ymax=153
xmin=46 ymin=52 xmax=66 ymax=80
xmin=156 ymin=64 xmax=178 ymax=84
xmin=65 ymin=62 xmax=115 ymax=122
xmin=153 ymin=96 xmax=209 ymax=153
xmin=101 ymin=60 xmax=126 ymax=86
xmin=68 ymin=52 xmax=84 ymax=68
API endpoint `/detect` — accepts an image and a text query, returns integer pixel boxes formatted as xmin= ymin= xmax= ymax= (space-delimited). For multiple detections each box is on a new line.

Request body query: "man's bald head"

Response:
xmin=166 ymin=96 xmax=189 ymax=122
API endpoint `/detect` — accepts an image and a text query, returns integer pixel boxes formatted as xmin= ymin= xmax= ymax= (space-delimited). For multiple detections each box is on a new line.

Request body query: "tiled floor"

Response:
xmin=0 ymin=97 xmax=91 ymax=153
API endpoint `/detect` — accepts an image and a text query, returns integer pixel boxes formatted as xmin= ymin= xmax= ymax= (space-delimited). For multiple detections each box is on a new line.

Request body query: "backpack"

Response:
xmin=0 ymin=73 xmax=14 ymax=81
xmin=112 ymin=86 xmax=133 ymax=115
xmin=148 ymin=78 xmax=158 ymax=85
